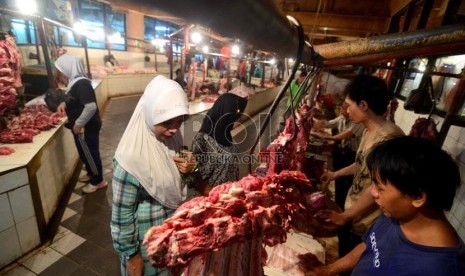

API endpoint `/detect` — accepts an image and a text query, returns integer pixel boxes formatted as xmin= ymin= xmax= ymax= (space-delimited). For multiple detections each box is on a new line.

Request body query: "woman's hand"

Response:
xmin=73 ymin=124 xmax=83 ymax=134
xmin=320 ymin=170 xmax=337 ymax=183
xmin=173 ymin=150 xmax=197 ymax=174
xmin=57 ymin=103 xmax=66 ymax=116
xmin=127 ymin=253 xmax=144 ymax=276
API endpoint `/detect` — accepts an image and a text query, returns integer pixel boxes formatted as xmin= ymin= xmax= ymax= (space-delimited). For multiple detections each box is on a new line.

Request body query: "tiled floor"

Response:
xmin=0 ymin=93 xmax=291 ymax=275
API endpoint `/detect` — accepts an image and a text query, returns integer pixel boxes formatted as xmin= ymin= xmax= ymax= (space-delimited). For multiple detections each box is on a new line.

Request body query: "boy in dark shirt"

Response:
xmin=308 ymin=136 xmax=465 ymax=275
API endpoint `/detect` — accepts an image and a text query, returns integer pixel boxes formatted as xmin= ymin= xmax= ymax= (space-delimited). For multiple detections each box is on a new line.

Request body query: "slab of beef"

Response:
xmin=259 ymin=103 xmax=313 ymax=175
xmin=0 ymin=35 xmax=21 ymax=116
xmin=0 ymin=146 xmax=15 ymax=155
xmin=143 ymin=170 xmax=315 ymax=271
xmin=0 ymin=129 xmax=34 ymax=143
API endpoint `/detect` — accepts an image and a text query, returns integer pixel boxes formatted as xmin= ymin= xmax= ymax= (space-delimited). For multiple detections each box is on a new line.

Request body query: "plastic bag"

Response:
xmin=408 ymin=117 xmax=439 ymax=144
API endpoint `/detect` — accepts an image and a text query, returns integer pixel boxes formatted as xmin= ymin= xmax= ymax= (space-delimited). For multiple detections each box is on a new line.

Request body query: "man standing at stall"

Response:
xmin=312 ymin=101 xmax=365 ymax=209
xmin=319 ymin=75 xmax=404 ymax=262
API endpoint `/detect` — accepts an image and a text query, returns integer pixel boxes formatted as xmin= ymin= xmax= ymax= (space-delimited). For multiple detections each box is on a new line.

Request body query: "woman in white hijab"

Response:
xmin=111 ymin=75 xmax=197 ymax=276
xmin=55 ymin=53 xmax=106 ymax=193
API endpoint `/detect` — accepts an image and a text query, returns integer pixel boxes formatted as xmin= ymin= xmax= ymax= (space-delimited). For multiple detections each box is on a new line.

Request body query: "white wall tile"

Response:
xmin=453 ymin=202 xmax=465 ymax=225
xmin=0 ymin=227 xmax=22 ymax=268
xmin=457 ymin=224 xmax=465 ymax=241
xmin=16 ymin=217 xmax=40 ymax=254
xmin=448 ymin=125 xmax=461 ymax=141
xmin=0 ymin=193 xmax=14 ymax=232
xmin=395 ymin=102 xmax=465 ymax=238
xmin=449 ymin=215 xmax=461 ymax=231
xmin=0 ymin=168 xmax=28 ymax=194
xmin=9 ymin=186 xmax=34 ymax=223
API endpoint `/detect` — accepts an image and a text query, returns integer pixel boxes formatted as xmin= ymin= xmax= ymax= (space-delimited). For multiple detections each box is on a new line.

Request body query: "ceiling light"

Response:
xmin=73 ymin=22 xmax=86 ymax=36
xmin=231 ymin=44 xmax=240 ymax=56
xmin=108 ymin=32 xmax=122 ymax=44
xmin=190 ymin=32 xmax=202 ymax=44
xmin=16 ymin=0 xmax=37 ymax=15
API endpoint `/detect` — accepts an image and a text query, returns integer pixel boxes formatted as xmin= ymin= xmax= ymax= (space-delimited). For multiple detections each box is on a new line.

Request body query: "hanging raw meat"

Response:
xmin=259 ymin=102 xmax=313 ymax=175
xmin=0 ymin=34 xmax=22 ymax=117
xmin=142 ymin=170 xmax=335 ymax=275
xmin=143 ymin=170 xmax=329 ymax=273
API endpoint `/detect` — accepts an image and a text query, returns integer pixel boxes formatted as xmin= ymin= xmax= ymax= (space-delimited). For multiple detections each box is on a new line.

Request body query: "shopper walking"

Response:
xmin=55 ymin=53 xmax=106 ymax=193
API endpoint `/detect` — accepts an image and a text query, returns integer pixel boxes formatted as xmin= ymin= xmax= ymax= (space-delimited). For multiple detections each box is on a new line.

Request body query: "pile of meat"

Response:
xmin=143 ymin=170 xmax=330 ymax=272
xmin=0 ymin=34 xmax=22 ymax=116
xmin=0 ymin=105 xmax=62 ymax=144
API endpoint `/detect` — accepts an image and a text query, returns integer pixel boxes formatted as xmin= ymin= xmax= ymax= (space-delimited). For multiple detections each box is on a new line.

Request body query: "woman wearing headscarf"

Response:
xmin=191 ymin=92 xmax=248 ymax=189
xmin=187 ymin=92 xmax=261 ymax=275
xmin=111 ymin=76 xmax=197 ymax=276
xmin=55 ymin=53 xmax=106 ymax=193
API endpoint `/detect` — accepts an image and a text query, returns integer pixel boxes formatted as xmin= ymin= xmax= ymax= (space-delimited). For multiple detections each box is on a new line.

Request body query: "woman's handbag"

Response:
xmin=404 ymin=76 xmax=434 ymax=114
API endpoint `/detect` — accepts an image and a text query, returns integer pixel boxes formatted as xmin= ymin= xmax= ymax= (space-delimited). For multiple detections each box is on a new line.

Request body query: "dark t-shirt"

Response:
xmin=352 ymin=215 xmax=465 ymax=276
xmin=65 ymin=79 xmax=101 ymax=133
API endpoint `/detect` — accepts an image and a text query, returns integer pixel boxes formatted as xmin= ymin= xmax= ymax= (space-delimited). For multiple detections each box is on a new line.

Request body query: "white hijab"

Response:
xmin=54 ymin=53 xmax=89 ymax=93
xmin=114 ymin=75 xmax=189 ymax=209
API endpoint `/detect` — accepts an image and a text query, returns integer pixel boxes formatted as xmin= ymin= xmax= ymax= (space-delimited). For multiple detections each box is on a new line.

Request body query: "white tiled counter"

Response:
xmin=0 ymin=121 xmax=79 ymax=269
xmin=106 ymin=73 xmax=157 ymax=97
xmin=244 ymin=86 xmax=280 ymax=118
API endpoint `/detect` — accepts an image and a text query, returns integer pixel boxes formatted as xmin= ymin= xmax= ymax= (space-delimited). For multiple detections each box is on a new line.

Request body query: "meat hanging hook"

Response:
xmin=248 ymin=16 xmax=306 ymax=174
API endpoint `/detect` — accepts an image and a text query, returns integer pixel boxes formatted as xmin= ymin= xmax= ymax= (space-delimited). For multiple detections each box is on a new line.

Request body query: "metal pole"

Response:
xmin=33 ymin=21 xmax=41 ymax=64
xmin=169 ymin=37 xmax=174 ymax=79
xmin=37 ymin=18 xmax=55 ymax=89
xmin=82 ymin=37 xmax=92 ymax=79
xmin=314 ymin=24 xmax=465 ymax=64
xmin=154 ymin=48 xmax=158 ymax=72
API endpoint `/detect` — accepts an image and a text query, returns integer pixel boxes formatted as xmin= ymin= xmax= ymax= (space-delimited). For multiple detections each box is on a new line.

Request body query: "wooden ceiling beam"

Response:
xmin=287 ymin=11 xmax=390 ymax=34
xmin=390 ymin=0 xmax=414 ymax=16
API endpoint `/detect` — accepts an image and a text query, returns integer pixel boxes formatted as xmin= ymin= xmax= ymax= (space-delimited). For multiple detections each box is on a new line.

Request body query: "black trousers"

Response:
xmin=333 ymin=146 xmax=360 ymax=270
xmin=332 ymin=146 xmax=356 ymax=209
xmin=72 ymin=131 xmax=103 ymax=185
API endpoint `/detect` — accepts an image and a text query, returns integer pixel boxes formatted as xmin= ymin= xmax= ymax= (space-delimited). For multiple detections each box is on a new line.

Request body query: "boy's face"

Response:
xmin=344 ymin=97 xmax=364 ymax=123
xmin=370 ymin=176 xmax=416 ymax=221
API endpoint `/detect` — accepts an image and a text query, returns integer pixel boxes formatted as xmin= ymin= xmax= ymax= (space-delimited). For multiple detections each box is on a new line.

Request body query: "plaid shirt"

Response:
xmin=111 ymin=160 xmax=175 ymax=276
